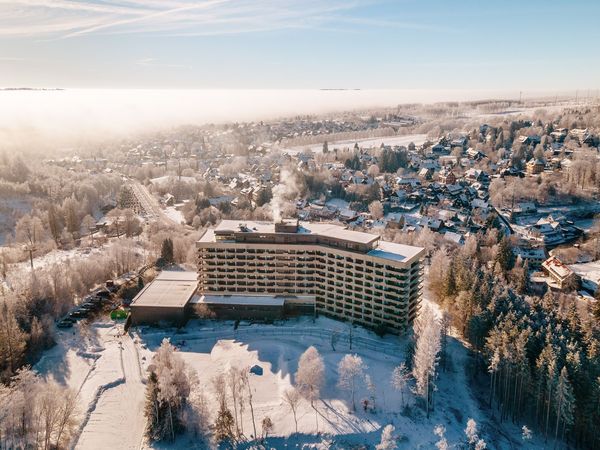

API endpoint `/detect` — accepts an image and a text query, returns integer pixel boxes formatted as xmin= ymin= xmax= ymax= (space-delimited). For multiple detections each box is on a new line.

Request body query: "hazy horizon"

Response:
xmin=0 ymin=87 xmax=586 ymax=153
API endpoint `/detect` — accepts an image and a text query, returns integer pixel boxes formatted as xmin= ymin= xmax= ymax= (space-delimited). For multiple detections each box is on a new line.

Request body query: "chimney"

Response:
xmin=274 ymin=218 xmax=299 ymax=233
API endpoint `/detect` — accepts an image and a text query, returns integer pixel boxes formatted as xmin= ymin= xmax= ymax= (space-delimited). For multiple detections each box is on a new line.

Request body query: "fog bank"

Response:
xmin=0 ymin=88 xmax=533 ymax=153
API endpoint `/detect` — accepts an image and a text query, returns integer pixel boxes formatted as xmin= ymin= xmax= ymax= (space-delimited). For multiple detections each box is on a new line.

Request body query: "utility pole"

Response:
xmin=24 ymin=244 xmax=35 ymax=270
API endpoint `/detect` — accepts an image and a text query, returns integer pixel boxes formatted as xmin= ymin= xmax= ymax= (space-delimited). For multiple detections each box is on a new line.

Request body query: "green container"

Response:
xmin=111 ymin=309 xmax=128 ymax=320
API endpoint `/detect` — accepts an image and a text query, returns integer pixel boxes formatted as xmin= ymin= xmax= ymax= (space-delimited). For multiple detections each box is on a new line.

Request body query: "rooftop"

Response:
xmin=211 ymin=219 xmax=380 ymax=245
xmin=542 ymin=256 xmax=574 ymax=281
xmin=130 ymin=270 xmax=198 ymax=308
xmin=201 ymin=220 xmax=424 ymax=263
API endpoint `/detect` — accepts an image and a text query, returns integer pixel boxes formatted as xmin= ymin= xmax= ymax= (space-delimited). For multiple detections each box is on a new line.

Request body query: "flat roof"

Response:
xmin=213 ymin=220 xmax=379 ymax=245
xmin=201 ymin=220 xmax=425 ymax=262
xmin=131 ymin=270 xmax=198 ymax=308
xmin=368 ymin=240 xmax=424 ymax=263
xmin=195 ymin=294 xmax=285 ymax=307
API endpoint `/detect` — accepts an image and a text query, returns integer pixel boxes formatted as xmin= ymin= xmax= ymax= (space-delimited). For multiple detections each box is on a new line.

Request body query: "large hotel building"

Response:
xmin=196 ymin=219 xmax=425 ymax=333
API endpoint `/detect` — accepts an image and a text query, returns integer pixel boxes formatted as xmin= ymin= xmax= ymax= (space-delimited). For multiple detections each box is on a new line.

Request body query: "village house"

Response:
xmin=542 ymin=256 xmax=579 ymax=290
xmin=526 ymin=158 xmax=545 ymax=175
xmin=439 ymin=168 xmax=457 ymax=185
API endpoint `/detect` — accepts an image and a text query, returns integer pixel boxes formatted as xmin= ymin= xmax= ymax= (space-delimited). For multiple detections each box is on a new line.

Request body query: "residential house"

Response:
xmin=439 ymin=168 xmax=457 ymax=185
xmin=542 ymin=256 xmax=579 ymax=290
xmin=526 ymin=159 xmax=545 ymax=175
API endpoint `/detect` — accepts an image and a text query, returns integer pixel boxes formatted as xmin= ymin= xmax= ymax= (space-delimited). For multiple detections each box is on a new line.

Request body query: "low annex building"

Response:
xmin=129 ymin=271 xmax=198 ymax=325
xmin=197 ymin=219 xmax=425 ymax=333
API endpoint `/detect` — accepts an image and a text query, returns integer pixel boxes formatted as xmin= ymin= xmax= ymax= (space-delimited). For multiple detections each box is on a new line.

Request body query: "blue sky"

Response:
xmin=1 ymin=0 xmax=599 ymax=90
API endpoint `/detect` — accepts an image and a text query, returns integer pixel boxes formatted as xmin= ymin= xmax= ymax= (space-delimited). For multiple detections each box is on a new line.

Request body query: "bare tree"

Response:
xmin=240 ymin=368 xmax=257 ymax=439
xmin=227 ymin=366 xmax=243 ymax=437
xmin=282 ymin=388 xmax=302 ymax=433
xmin=81 ymin=215 xmax=97 ymax=245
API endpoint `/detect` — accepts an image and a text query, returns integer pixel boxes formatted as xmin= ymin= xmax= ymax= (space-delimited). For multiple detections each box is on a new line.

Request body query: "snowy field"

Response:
xmin=33 ymin=314 xmax=549 ymax=449
xmin=135 ymin=317 xmax=541 ymax=449
xmin=164 ymin=206 xmax=186 ymax=225
xmin=283 ymin=133 xmax=428 ymax=155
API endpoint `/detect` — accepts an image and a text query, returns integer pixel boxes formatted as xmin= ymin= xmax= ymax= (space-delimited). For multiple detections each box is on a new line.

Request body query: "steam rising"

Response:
xmin=270 ymin=168 xmax=300 ymax=222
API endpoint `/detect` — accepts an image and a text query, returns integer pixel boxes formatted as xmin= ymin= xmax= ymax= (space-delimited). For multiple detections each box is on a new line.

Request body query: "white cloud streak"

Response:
xmin=0 ymin=0 xmax=414 ymax=39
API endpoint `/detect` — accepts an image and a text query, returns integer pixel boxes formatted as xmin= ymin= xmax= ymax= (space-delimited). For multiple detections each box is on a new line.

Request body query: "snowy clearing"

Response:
xmin=164 ymin=206 xmax=186 ymax=225
xmin=34 ymin=314 xmax=549 ymax=449
xmin=135 ymin=317 xmax=537 ymax=449
xmin=283 ymin=133 xmax=428 ymax=154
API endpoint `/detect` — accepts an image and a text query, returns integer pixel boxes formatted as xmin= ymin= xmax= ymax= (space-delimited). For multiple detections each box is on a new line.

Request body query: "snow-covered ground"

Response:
xmin=34 ymin=313 xmax=548 ymax=449
xmin=164 ymin=206 xmax=186 ymax=225
xmin=135 ymin=317 xmax=541 ymax=449
xmin=9 ymin=244 xmax=108 ymax=274
xmin=36 ymin=321 xmax=147 ymax=450
xmin=284 ymin=133 xmax=428 ymax=154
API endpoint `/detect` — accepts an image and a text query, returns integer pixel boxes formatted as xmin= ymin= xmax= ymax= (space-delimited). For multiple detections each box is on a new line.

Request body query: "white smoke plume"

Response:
xmin=270 ymin=168 xmax=299 ymax=223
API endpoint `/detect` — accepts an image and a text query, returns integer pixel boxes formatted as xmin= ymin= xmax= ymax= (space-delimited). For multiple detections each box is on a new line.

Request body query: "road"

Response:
xmin=129 ymin=183 xmax=161 ymax=220
xmin=76 ymin=335 xmax=146 ymax=450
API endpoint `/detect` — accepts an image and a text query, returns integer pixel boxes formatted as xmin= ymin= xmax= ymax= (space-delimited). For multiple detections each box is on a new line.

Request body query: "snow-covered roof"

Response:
xmin=367 ymin=240 xmax=423 ymax=263
xmin=130 ymin=271 xmax=198 ymax=308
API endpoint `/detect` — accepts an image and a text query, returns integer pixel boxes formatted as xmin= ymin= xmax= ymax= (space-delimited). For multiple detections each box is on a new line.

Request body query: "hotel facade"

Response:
xmin=197 ymin=220 xmax=425 ymax=333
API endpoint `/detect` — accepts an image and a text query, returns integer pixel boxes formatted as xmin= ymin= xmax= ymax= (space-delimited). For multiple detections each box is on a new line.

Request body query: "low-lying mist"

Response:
xmin=0 ymin=88 xmax=528 ymax=154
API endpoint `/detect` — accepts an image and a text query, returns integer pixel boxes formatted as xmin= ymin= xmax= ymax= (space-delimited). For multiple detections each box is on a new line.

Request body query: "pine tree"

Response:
xmin=494 ymin=237 xmax=514 ymax=273
xmin=144 ymin=372 xmax=161 ymax=441
xmin=0 ymin=303 xmax=28 ymax=379
xmin=214 ymin=407 xmax=234 ymax=443
xmin=160 ymin=238 xmax=174 ymax=265
xmin=555 ymin=367 xmax=575 ymax=442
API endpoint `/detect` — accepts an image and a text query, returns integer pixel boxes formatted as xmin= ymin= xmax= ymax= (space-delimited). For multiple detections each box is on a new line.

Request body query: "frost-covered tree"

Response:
xmin=227 ymin=366 xmax=243 ymax=437
xmin=0 ymin=368 xmax=79 ymax=449
xmin=365 ymin=374 xmax=377 ymax=411
xmin=296 ymin=346 xmax=325 ymax=430
xmin=433 ymin=424 xmax=449 ymax=450
xmin=464 ymin=418 xmax=486 ymax=450
xmin=391 ymin=362 xmax=410 ymax=408
xmin=337 ymin=354 xmax=366 ymax=411
xmin=0 ymin=302 xmax=28 ymax=379
xmin=555 ymin=367 xmax=575 ymax=442
xmin=369 ymin=200 xmax=384 ymax=220
xmin=412 ymin=305 xmax=441 ymax=417
xmin=521 ymin=425 xmax=532 ymax=441
xmin=145 ymin=339 xmax=195 ymax=442
xmin=375 ymin=424 xmax=397 ymax=450
xmin=261 ymin=416 xmax=273 ymax=441
xmin=239 ymin=367 xmax=258 ymax=439
xmin=214 ymin=406 xmax=234 ymax=444
xmin=282 ymin=387 xmax=302 ymax=433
